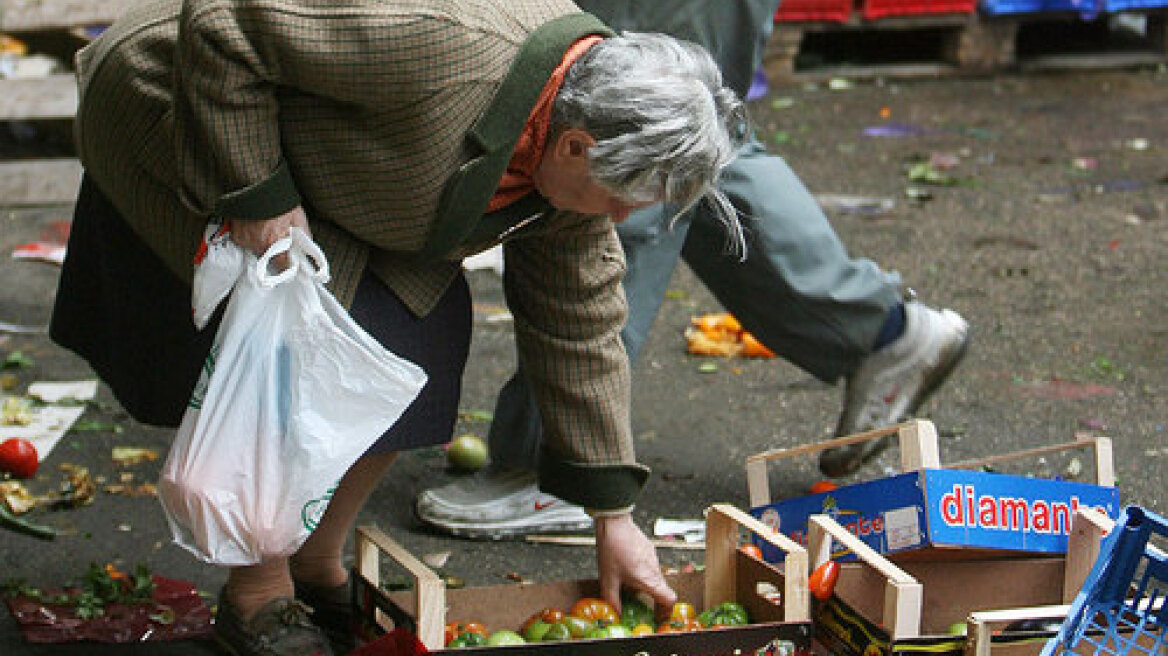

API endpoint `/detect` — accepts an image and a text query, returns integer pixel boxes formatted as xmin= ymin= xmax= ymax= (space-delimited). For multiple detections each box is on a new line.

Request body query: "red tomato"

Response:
xmin=444 ymin=621 xmax=487 ymax=646
xmin=809 ymin=480 xmax=839 ymax=494
xmin=520 ymin=607 xmax=564 ymax=634
xmin=568 ymin=597 xmax=618 ymax=625
xmin=809 ymin=560 xmax=840 ymax=601
xmin=739 ymin=543 xmax=763 ymax=560
xmin=0 ymin=438 xmax=38 ymax=479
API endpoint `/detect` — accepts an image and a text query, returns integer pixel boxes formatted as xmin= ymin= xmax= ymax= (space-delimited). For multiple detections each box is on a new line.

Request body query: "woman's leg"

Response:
xmin=224 ymin=558 xmax=295 ymax=620
xmin=289 ymin=451 xmax=398 ymax=587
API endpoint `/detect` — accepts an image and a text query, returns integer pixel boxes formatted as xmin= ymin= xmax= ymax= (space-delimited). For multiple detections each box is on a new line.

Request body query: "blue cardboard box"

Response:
xmin=749 ymin=468 xmax=1119 ymax=561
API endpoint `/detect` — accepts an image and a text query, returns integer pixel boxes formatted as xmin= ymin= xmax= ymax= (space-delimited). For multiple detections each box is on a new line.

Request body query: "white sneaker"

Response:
xmin=819 ymin=301 xmax=970 ymax=477
xmin=415 ymin=469 xmax=592 ymax=540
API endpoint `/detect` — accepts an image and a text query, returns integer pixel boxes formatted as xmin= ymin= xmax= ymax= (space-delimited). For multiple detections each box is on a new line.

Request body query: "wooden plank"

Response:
xmin=707 ymin=504 xmax=809 ymax=623
xmin=0 ymin=74 xmax=77 ymax=121
xmin=745 ymin=421 xmax=909 ymax=467
xmin=884 ymin=580 xmax=924 ymax=641
xmin=746 ymin=457 xmax=771 ymax=507
xmin=524 ymin=534 xmax=705 ymax=550
xmin=809 ymin=514 xmax=922 ymax=639
xmin=0 ymin=158 xmax=81 ymax=206
xmin=353 ymin=524 xmax=446 ymax=649
xmin=807 ymin=515 xmax=917 ymax=586
xmin=0 ymin=0 xmax=136 ymax=31
xmin=947 ymin=436 xmax=1115 ymax=486
xmin=967 ymin=605 xmax=1072 ymax=656
xmin=898 ymin=418 xmax=941 ymax=472
xmin=1064 ymin=507 xmax=1114 ymax=603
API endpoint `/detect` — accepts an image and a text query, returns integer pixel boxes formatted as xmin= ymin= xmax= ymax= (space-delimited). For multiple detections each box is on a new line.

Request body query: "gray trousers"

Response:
xmin=487 ymin=137 xmax=903 ymax=469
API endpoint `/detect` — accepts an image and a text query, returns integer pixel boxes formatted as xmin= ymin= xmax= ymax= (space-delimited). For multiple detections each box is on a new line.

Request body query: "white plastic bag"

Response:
xmin=190 ymin=220 xmax=243 ymax=329
xmin=159 ymin=228 xmax=427 ymax=565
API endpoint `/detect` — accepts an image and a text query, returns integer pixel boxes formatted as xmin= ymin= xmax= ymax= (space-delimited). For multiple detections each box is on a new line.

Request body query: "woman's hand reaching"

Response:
xmin=594 ymin=513 xmax=677 ymax=614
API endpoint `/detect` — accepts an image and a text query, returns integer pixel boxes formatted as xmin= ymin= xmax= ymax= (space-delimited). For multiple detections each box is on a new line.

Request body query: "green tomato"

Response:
xmin=584 ymin=626 xmax=607 ymax=640
xmin=619 ymin=597 xmax=655 ymax=629
xmin=562 ymin=616 xmax=595 ymax=639
xmin=486 ymin=630 xmax=527 ymax=645
xmin=604 ymin=624 xmax=632 ymax=638
xmin=540 ymin=622 xmax=573 ymax=642
xmin=584 ymin=623 xmax=634 ymax=640
xmin=522 ymin=620 xmax=552 ymax=643
xmin=447 ymin=434 xmax=488 ymax=471
xmin=447 ymin=631 xmax=487 ymax=648
xmin=699 ymin=601 xmax=750 ymax=627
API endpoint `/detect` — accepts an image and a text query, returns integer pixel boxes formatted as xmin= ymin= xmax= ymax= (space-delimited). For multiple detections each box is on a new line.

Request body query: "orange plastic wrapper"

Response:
xmin=685 ymin=313 xmax=775 ymax=359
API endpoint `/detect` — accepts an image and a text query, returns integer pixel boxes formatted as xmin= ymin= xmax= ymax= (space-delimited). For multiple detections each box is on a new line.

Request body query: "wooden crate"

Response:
xmin=745 ymin=419 xmax=1117 ymax=562
xmin=807 ymin=508 xmax=1115 ymax=656
xmin=352 ymin=504 xmax=813 ymax=655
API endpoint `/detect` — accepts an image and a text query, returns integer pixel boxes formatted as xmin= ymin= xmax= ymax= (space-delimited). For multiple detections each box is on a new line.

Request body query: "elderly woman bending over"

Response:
xmin=52 ymin=1 xmax=746 ymax=654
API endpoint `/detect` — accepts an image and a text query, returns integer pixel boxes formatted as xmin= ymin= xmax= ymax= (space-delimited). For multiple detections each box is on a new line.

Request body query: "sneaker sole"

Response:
xmin=820 ymin=324 xmax=971 ymax=477
xmin=415 ymin=504 xmax=593 ymax=541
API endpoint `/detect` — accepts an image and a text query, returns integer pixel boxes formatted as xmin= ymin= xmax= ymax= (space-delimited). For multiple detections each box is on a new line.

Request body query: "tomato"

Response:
xmin=521 ymin=607 xmax=564 ymax=633
xmin=520 ymin=607 xmax=564 ymax=641
xmin=630 ymin=623 xmax=655 ymax=636
xmin=809 ymin=560 xmax=841 ymax=601
xmin=446 ymin=631 xmax=487 ymax=648
xmin=619 ymin=595 xmax=655 ymax=629
xmin=486 ymin=630 xmax=527 ymax=645
xmin=0 ymin=437 xmax=37 ymax=479
xmin=698 ymin=601 xmax=750 ymax=628
xmin=543 ymin=622 xmax=573 ymax=642
xmin=809 ymin=480 xmax=839 ymax=494
xmin=657 ymin=619 xmax=702 ymax=633
xmin=561 ymin=616 xmax=596 ymax=639
xmin=668 ymin=601 xmax=699 ymax=624
xmin=569 ymin=597 xmax=619 ymax=625
xmin=739 ymin=543 xmax=763 ymax=560
xmin=521 ymin=620 xmax=552 ymax=643
xmin=444 ymin=621 xmax=488 ymax=646
xmin=447 ymin=434 xmax=488 ymax=472
xmin=584 ymin=624 xmax=632 ymax=639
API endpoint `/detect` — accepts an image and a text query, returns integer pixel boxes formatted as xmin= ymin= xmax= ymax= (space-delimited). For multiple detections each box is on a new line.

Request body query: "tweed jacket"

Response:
xmin=72 ymin=0 xmax=649 ymax=509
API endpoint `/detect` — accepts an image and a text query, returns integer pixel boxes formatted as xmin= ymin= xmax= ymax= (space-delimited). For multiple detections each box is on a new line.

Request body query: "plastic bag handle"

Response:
xmin=252 ymin=229 xmax=330 ymax=288
xmin=289 ymin=228 xmax=331 ymax=283
xmin=254 ymin=236 xmax=299 ymax=288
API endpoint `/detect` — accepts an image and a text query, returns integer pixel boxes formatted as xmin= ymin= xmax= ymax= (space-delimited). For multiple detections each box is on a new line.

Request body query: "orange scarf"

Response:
xmin=487 ymin=35 xmax=603 ymax=213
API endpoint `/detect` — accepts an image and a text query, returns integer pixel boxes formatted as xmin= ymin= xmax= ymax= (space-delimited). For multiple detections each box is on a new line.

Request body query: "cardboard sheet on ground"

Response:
xmin=2 ymin=380 xmax=98 ymax=461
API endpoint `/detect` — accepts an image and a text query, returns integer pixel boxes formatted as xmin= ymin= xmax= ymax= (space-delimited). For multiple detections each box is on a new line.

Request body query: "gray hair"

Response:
xmin=553 ymin=31 xmax=749 ymax=254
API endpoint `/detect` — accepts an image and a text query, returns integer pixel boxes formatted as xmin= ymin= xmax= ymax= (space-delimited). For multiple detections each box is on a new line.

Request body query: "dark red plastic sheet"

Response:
xmin=4 ymin=575 xmax=213 ymax=644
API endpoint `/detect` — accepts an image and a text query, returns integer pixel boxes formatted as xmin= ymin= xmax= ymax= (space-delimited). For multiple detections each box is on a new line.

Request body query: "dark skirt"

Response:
xmin=50 ymin=176 xmax=471 ymax=453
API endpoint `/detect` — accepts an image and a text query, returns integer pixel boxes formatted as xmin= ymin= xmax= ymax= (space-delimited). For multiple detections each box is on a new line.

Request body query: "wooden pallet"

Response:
xmin=762 ymin=7 xmax=1168 ymax=82
xmin=1 ymin=0 xmax=134 ymax=205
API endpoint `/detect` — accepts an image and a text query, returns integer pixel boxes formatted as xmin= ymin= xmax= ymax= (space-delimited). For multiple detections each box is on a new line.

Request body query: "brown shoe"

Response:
xmin=294 ymin=577 xmax=356 ymax=655
xmin=215 ymin=591 xmax=334 ymax=656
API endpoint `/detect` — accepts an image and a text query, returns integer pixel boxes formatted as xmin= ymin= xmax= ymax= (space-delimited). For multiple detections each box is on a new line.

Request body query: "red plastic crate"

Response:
xmin=860 ymin=0 xmax=975 ymax=19
xmin=774 ymin=0 xmax=853 ymax=22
